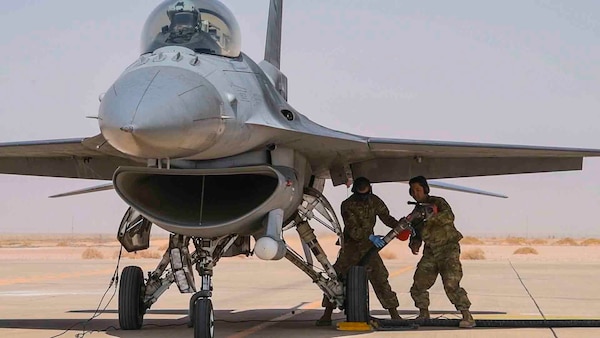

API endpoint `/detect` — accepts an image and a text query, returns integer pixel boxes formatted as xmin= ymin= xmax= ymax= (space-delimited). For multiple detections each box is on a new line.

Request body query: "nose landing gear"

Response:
xmin=193 ymin=298 xmax=215 ymax=338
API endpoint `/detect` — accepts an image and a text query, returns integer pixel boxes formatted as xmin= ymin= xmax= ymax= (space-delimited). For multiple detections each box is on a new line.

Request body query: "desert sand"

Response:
xmin=1 ymin=233 xmax=599 ymax=263
xmin=2 ymin=233 xmax=600 ymax=338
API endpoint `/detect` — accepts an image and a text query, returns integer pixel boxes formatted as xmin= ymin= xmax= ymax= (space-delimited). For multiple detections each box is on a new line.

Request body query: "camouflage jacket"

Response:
xmin=341 ymin=193 xmax=398 ymax=251
xmin=409 ymin=195 xmax=463 ymax=251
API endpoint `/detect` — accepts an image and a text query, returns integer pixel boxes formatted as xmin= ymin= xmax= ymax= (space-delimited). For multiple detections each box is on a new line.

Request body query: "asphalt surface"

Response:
xmin=1 ymin=256 xmax=599 ymax=338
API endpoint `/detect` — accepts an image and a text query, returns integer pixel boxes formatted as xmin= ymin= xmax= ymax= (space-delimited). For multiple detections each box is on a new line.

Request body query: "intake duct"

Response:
xmin=113 ymin=166 xmax=298 ymax=237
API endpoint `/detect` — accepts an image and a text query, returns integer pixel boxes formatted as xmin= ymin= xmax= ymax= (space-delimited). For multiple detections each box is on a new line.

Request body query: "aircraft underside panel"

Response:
xmin=113 ymin=165 xmax=300 ymax=238
xmin=0 ymin=135 xmax=141 ymax=180
xmin=0 ymin=156 xmax=138 ymax=180
xmin=348 ymin=157 xmax=583 ymax=184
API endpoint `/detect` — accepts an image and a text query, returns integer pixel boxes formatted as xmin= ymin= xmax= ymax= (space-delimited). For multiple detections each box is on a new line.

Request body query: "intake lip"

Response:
xmin=112 ymin=165 xmax=297 ymax=238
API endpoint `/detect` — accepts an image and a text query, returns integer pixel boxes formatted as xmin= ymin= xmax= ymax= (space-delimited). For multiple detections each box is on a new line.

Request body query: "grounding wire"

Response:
xmin=49 ymin=246 xmax=123 ymax=338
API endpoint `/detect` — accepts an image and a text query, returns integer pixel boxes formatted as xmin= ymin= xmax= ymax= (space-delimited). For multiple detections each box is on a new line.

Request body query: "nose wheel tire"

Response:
xmin=346 ymin=266 xmax=369 ymax=323
xmin=118 ymin=266 xmax=146 ymax=330
xmin=193 ymin=298 xmax=215 ymax=338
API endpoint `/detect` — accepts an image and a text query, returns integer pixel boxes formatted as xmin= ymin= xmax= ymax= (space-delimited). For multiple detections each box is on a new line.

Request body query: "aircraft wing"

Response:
xmin=260 ymin=120 xmax=600 ymax=186
xmin=322 ymin=137 xmax=600 ymax=186
xmin=0 ymin=134 xmax=142 ymax=180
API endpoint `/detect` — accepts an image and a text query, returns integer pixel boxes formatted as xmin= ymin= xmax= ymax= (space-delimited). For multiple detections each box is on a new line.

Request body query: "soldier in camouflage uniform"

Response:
xmin=407 ymin=176 xmax=475 ymax=328
xmin=316 ymin=177 xmax=402 ymax=325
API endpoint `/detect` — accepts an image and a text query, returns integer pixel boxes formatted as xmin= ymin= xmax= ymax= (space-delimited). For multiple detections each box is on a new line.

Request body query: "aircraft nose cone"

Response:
xmin=99 ymin=66 xmax=223 ymax=159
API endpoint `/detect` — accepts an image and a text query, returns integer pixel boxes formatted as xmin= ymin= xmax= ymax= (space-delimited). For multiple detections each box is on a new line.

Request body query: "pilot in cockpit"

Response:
xmin=165 ymin=1 xmax=199 ymax=43
xmin=155 ymin=0 xmax=222 ymax=55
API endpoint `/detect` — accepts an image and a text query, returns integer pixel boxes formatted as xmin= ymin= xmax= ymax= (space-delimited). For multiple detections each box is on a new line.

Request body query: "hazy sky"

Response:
xmin=1 ymin=0 xmax=599 ymax=237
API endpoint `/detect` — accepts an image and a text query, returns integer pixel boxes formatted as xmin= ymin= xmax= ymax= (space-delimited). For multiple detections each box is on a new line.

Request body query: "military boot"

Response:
xmin=388 ymin=308 xmax=402 ymax=320
xmin=415 ymin=308 xmax=430 ymax=323
xmin=315 ymin=306 xmax=334 ymax=326
xmin=459 ymin=310 xmax=476 ymax=328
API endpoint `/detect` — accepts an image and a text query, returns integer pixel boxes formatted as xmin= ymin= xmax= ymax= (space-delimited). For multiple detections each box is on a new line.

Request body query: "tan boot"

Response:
xmin=415 ymin=308 xmax=430 ymax=323
xmin=388 ymin=308 xmax=402 ymax=320
xmin=459 ymin=310 xmax=476 ymax=328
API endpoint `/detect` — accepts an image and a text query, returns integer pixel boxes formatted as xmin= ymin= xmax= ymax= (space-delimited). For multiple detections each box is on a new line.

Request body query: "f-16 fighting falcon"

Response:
xmin=1 ymin=1 xmax=600 ymax=337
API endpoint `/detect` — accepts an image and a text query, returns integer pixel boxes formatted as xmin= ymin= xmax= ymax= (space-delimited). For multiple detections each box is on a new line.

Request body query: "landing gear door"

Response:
xmin=118 ymin=207 xmax=152 ymax=252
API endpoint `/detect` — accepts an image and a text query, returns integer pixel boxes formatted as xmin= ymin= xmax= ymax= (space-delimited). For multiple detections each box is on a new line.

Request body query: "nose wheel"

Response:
xmin=193 ymin=298 xmax=215 ymax=338
xmin=190 ymin=237 xmax=216 ymax=337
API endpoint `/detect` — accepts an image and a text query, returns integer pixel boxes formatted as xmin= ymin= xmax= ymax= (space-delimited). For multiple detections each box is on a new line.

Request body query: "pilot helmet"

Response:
xmin=167 ymin=1 xmax=199 ymax=31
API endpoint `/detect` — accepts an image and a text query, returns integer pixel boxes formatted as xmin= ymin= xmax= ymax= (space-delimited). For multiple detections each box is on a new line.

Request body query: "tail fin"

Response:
xmin=264 ymin=0 xmax=283 ymax=69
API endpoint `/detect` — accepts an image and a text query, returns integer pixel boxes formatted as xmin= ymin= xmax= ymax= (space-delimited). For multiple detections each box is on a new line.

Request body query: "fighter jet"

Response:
xmin=1 ymin=0 xmax=600 ymax=337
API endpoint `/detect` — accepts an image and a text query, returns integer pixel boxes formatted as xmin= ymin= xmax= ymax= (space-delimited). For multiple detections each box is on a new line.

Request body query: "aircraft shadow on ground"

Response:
xmin=0 ymin=308 xmax=508 ymax=337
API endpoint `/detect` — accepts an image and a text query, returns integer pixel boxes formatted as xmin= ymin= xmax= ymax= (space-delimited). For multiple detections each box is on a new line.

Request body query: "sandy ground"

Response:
xmin=1 ymin=233 xmax=600 ymax=338
xmin=1 ymin=234 xmax=599 ymax=263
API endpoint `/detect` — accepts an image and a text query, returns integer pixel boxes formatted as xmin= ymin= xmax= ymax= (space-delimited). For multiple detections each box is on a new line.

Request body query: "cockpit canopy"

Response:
xmin=141 ymin=0 xmax=241 ymax=57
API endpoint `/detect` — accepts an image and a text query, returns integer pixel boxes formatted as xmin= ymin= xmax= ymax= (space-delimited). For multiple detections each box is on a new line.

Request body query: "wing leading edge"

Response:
xmin=269 ymin=130 xmax=600 ymax=186
xmin=0 ymin=134 xmax=142 ymax=180
xmin=329 ymin=137 xmax=600 ymax=186
xmin=244 ymin=122 xmax=600 ymax=186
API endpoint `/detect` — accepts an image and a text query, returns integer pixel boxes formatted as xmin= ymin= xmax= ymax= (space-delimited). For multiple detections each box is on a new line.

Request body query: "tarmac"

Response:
xmin=1 ymin=257 xmax=599 ymax=338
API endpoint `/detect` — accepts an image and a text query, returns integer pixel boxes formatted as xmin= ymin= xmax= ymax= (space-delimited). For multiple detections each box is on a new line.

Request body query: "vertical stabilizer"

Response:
xmin=264 ymin=0 xmax=283 ymax=69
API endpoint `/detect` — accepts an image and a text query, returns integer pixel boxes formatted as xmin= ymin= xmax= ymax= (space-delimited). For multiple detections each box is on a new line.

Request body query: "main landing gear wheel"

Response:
xmin=346 ymin=266 xmax=369 ymax=323
xmin=193 ymin=298 xmax=215 ymax=338
xmin=118 ymin=266 xmax=146 ymax=330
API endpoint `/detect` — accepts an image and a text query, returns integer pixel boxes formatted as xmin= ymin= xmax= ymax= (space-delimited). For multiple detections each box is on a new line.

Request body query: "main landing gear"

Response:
xmin=283 ymin=188 xmax=349 ymax=317
xmin=345 ymin=266 xmax=369 ymax=323
xmin=118 ymin=266 xmax=147 ymax=330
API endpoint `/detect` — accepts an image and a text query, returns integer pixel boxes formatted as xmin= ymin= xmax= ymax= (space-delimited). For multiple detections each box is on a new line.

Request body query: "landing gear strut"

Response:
xmin=284 ymin=187 xmax=346 ymax=310
xmin=188 ymin=236 xmax=235 ymax=338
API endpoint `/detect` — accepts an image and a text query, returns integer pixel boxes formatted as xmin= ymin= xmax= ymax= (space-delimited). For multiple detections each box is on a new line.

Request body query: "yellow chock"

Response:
xmin=336 ymin=321 xmax=373 ymax=331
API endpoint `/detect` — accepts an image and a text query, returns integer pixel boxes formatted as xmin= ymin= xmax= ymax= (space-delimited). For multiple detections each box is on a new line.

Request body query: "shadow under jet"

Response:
xmin=0 ymin=307 xmax=511 ymax=337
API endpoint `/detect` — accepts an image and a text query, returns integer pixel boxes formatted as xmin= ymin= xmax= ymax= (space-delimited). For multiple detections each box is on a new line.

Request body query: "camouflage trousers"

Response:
xmin=323 ymin=245 xmax=399 ymax=309
xmin=410 ymin=242 xmax=471 ymax=311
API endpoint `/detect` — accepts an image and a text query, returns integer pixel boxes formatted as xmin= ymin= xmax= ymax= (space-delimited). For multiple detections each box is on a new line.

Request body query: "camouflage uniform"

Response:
xmin=323 ymin=193 xmax=400 ymax=309
xmin=409 ymin=195 xmax=471 ymax=311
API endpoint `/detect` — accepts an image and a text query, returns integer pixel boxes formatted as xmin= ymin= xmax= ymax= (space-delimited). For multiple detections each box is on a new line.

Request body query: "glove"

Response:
xmin=369 ymin=234 xmax=386 ymax=248
xmin=409 ymin=241 xmax=421 ymax=255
